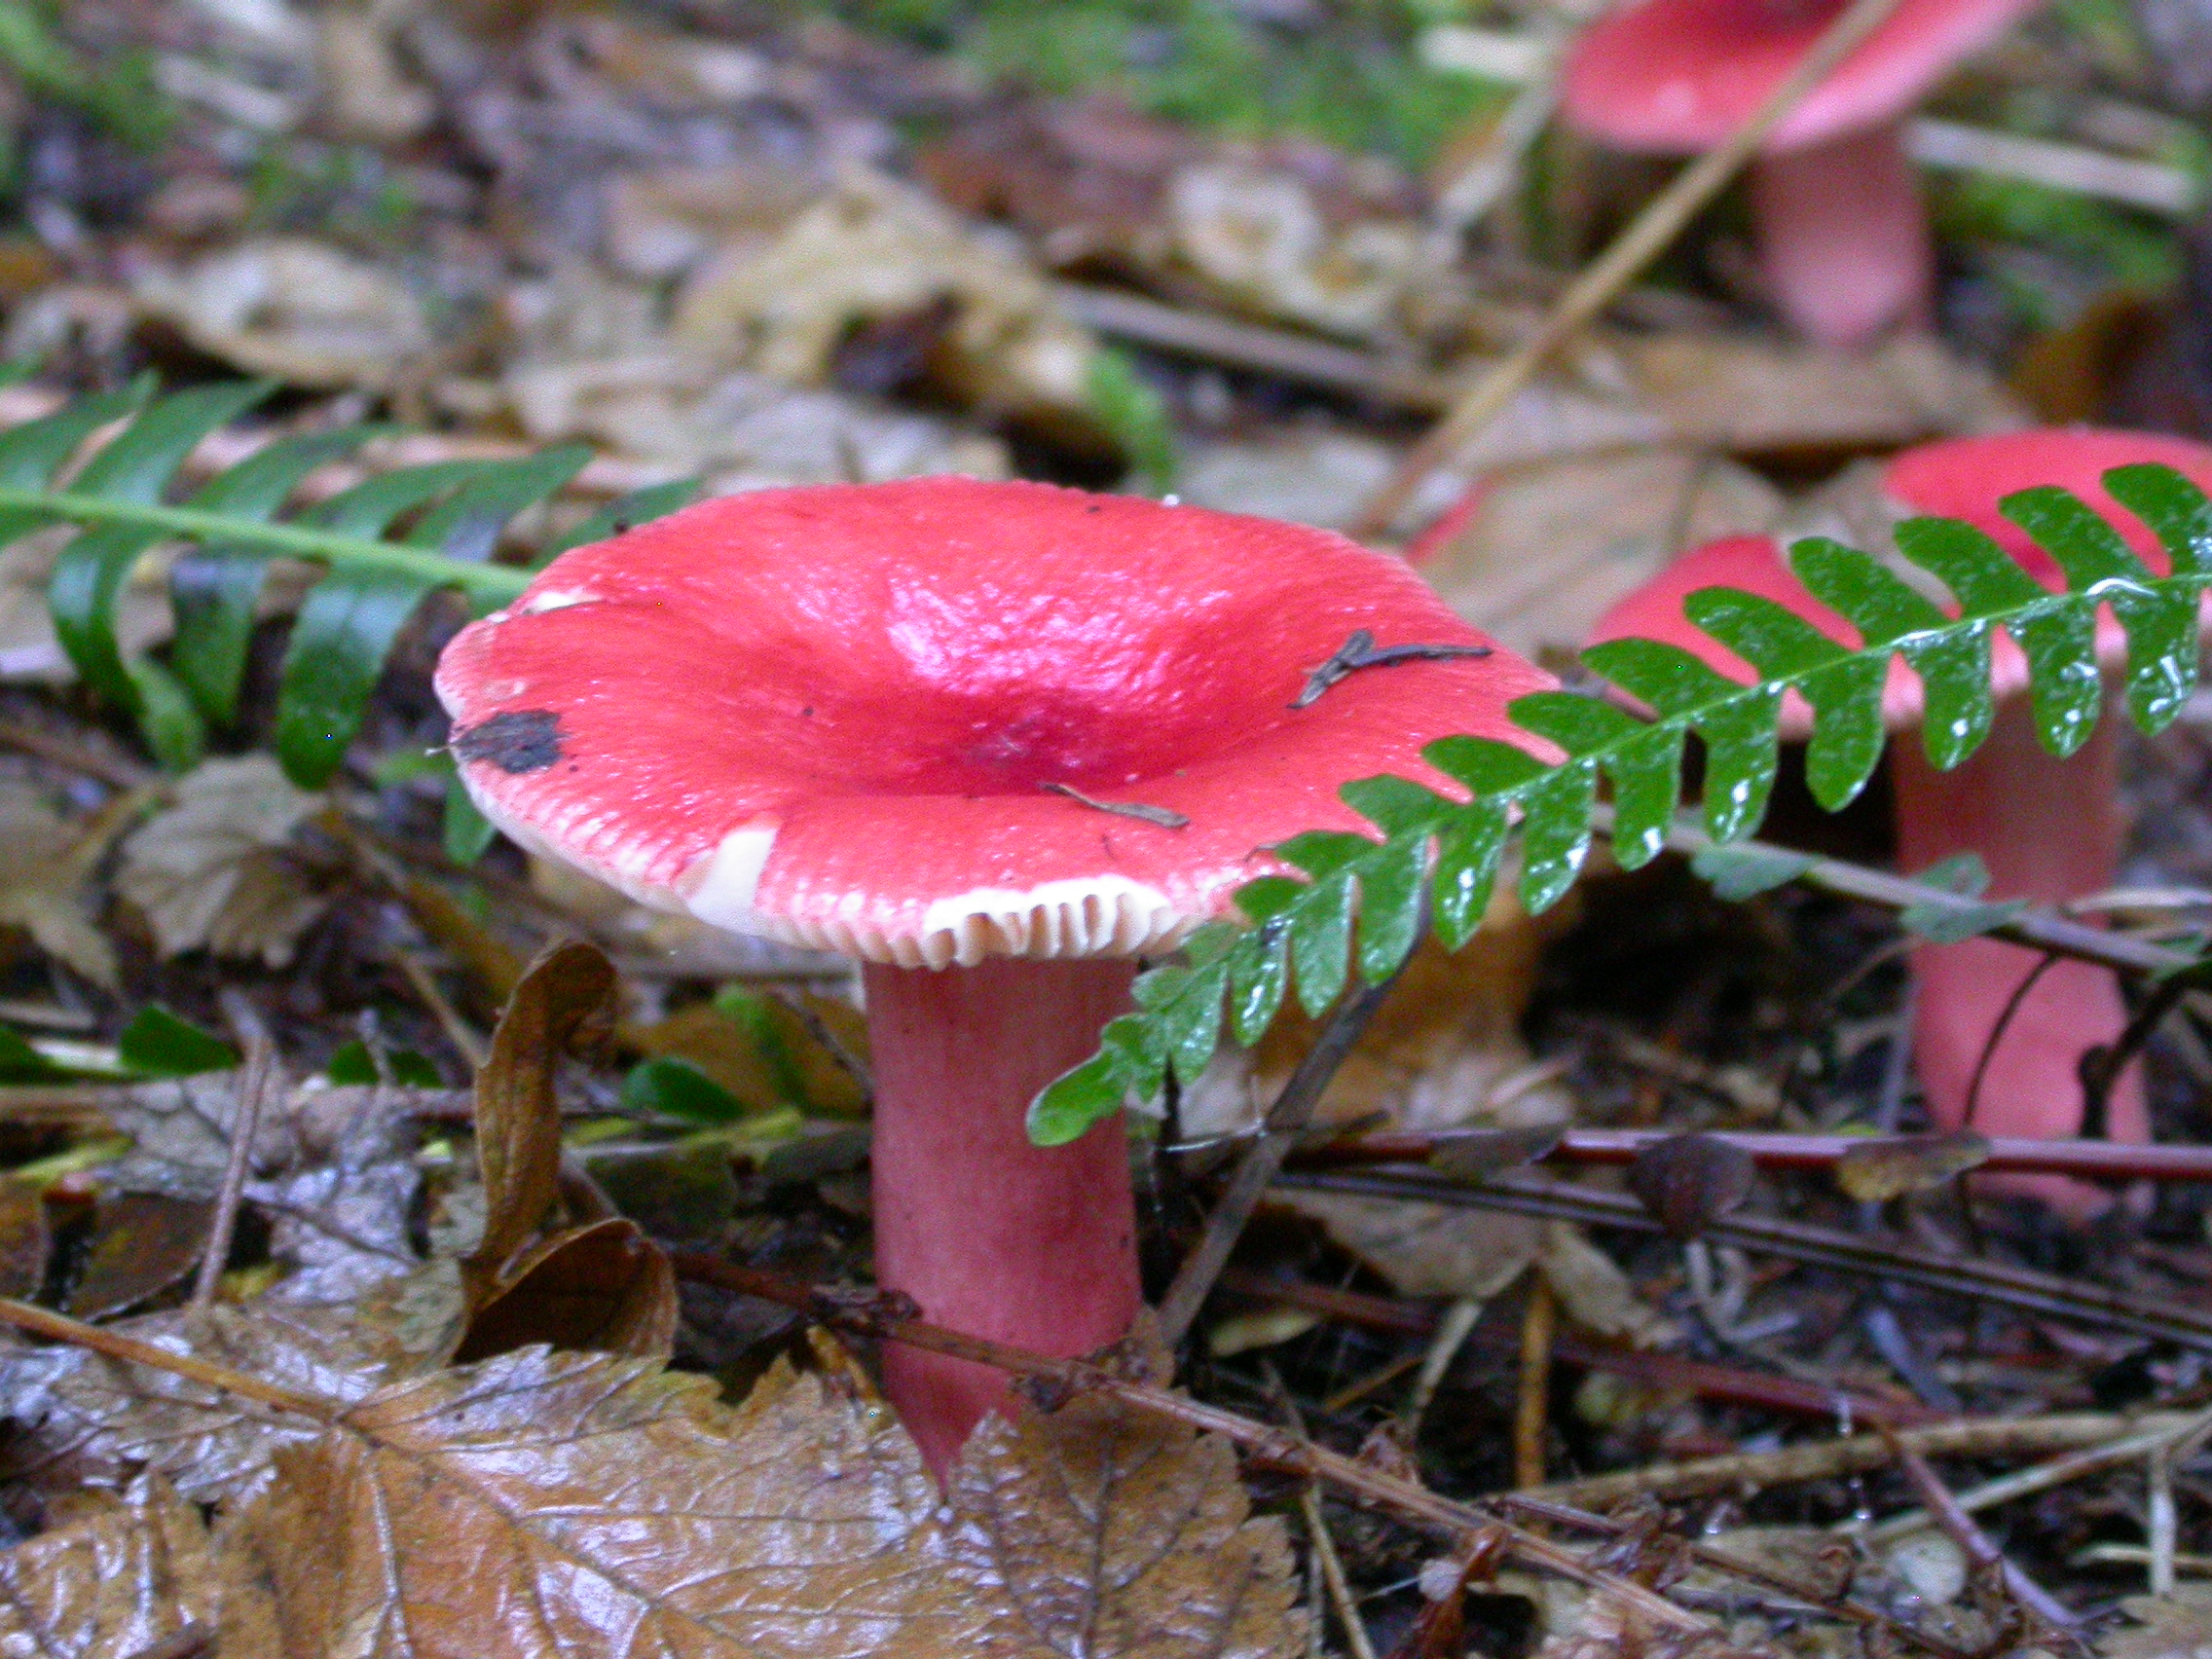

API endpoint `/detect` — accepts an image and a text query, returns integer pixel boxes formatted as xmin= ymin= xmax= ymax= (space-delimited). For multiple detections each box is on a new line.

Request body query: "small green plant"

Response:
xmin=1029 ymin=463 xmax=2212 ymax=1142
xmin=0 ymin=378 xmax=693 ymax=789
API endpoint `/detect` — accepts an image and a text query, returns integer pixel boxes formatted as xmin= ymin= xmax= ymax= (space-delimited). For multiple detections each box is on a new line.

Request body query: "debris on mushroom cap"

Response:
xmin=1588 ymin=430 xmax=2212 ymax=735
xmin=436 ymin=478 xmax=1551 ymax=971
xmin=1559 ymin=0 xmax=2040 ymax=156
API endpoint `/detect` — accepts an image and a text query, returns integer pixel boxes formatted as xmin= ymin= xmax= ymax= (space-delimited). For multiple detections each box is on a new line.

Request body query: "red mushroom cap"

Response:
xmin=437 ymin=478 xmax=1552 ymax=970
xmin=1558 ymin=0 xmax=2039 ymax=155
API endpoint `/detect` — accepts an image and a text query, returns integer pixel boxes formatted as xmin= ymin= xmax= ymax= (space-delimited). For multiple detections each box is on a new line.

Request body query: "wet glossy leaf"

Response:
xmin=220 ymin=1347 xmax=1303 ymax=1659
xmin=1429 ymin=801 xmax=1507 ymax=950
xmin=1604 ymin=725 xmax=1685 ymax=870
xmin=1683 ymin=586 xmax=1851 ymax=678
xmin=1694 ymin=688 xmax=1783 ymax=842
xmin=2011 ymin=599 xmax=2102 ymax=758
xmin=1893 ymin=516 xmax=2046 ymax=613
xmin=0 ymin=1474 xmax=216 ymax=1659
xmin=467 ymin=940 xmax=616 ymax=1292
xmin=1290 ymin=872 xmax=1355 ymax=1017
xmin=1902 ymin=625 xmax=1997 ymax=770
xmin=1797 ymin=653 xmax=1890 ymax=810
xmin=117 ymin=1006 xmax=238 ymax=1077
xmin=1226 ymin=933 xmax=1289 ymax=1047
xmin=450 ymin=1216 xmax=677 ymax=1365
xmin=1355 ymin=832 xmax=1427 ymax=983
xmin=274 ymin=566 xmax=438 ymax=788
xmin=1787 ymin=536 xmax=1948 ymax=644
xmin=2105 ymin=462 xmax=2212 ymax=577
xmin=1517 ymin=759 xmax=1594 ymax=914
xmin=2001 ymin=484 xmax=2153 ymax=589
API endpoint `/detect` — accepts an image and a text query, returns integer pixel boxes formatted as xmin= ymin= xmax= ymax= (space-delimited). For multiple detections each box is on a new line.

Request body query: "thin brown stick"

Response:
xmin=1220 ymin=1266 xmax=1944 ymax=1425
xmin=1278 ymin=1168 xmax=2212 ymax=1347
xmin=1352 ymin=0 xmax=1912 ymax=538
xmin=1529 ymin=1413 xmax=2183 ymax=1508
xmin=1513 ymin=1279 xmax=1556 ymax=1489
xmin=1881 ymin=1429 xmax=2082 ymax=1631
xmin=0 ymin=1296 xmax=329 ymax=1418
xmin=1290 ymin=1125 xmax=2212 ymax=1184
xmin=189 ymin=1027 xmax=277 ymax=1312
xmin=1156 ymin=973 xmax=1399 ymax=1346
xmin=669 ymin=1251 xmax=1710 ymax=1634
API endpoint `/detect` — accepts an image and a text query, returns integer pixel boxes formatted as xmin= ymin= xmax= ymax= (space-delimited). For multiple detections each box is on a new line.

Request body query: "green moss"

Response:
xmin=815 ymin=0 xmax=1492 ymax=168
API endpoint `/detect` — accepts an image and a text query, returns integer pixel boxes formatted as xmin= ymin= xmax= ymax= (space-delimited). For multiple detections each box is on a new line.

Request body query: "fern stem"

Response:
xmin=0 ymin=489 xmax=533 ymax=602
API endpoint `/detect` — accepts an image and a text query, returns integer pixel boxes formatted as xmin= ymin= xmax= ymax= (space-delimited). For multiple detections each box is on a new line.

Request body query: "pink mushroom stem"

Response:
xmin=1751 ymin=121 xmax=1934 ymax=347
xmin=1891 ymin=697 xmax=2149 ymax=1199
xmin=863 ymin=956 xmax=1144 ymax=1477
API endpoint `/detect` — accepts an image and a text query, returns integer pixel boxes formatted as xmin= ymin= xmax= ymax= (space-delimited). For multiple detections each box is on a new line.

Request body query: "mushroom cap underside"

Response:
xmin=436 ymin=476 xmax=1554 ymax=968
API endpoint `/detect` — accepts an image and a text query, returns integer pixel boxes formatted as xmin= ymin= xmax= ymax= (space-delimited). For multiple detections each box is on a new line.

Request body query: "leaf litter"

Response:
xmin=4 ymin=0 xmax=2212 ymax=1650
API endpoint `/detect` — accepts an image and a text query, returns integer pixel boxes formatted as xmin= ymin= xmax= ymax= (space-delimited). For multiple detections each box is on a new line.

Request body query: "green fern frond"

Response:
xmin=0 ymin=380 xmax=693 ymax=787
xmin=1028 ymin=462 xmax=2212 ymax=1144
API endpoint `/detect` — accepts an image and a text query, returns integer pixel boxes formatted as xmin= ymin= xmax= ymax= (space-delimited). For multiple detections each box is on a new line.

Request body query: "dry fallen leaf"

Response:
xmin=115 ymin=756 xmax=328 ymax=967
xmin=217 ymin=1344 xmax=1304 ymax=1659
xmin=1187 ymin=910 xmax=1581 ymax=1302
xmin=0 ymin=1173 xmax=47 ymax=1301
xmin=0 ymin=781 xmax=126 ymax=988
xmin=0 ymin=1474 xmax=218 ymax=1659
xmin=674 ymin=166 xmax=1097 ymax=421
xmin=1412 ymin=449 xmax=1785 ymax=663
xmin=2098 ymin=1585 xmax=2212 ymax=1659
xmin=131 ymin=238 xmax=433 ymax=391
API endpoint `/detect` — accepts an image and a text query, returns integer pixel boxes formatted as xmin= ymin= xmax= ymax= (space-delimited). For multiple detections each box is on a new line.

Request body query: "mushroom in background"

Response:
xmin=1558 ymin=0 xmax=2041 ymax=346
xmin=435 ymin=477 xmax=1552 ymax=1473
xmin=1590 ymin=429 xmax=2212 ymax=1209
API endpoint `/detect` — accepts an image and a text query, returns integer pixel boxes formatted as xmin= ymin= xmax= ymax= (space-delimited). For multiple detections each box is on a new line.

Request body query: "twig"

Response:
xmin=1220 ymin=1266 xmax=1943 ymax=1426
xmin=1040 ymin=782 xmax=1190 ymax=830
xmin=1156 ymin=972 xmax=1400 ymax=1346
xmin=1292 ymin=631 xmax=1493 ymax=710
xmin=0 ymin=711 xmax=159 ymax=791
xmin=1288 ymin=1124 xmax=2212 ymax=1184
xmin=1513 ymin=1280 xmax=1555 ymax=1489
xmin=1610 ymin=808 xmax=2195 ymax=978
xmin=1050 ymin=283 xmax=1456 ymax=411
xmin=1276 ymin=1167 xmax=2212 ymax=1347
xmin=189 ymin=1023 xmax=277 ymax=1312
xmin=1501 ymin=1493 xmax=1973 ymax=1659
xmin=393 ymin=947 xmax=490 ymax=1071
xmin=1528 ymin=1412 xmax=2188 ymax=1508
xmin=1264 ymin=1360 xmax=1379 ymax=1659
xmin=1963 ymin=953 xmax=2060 ymax=1133
xmin=1879 ymin=1429 xmax=2082 ymax=1631
xmin=669 ymin=1251 xmax=1711 ymax=1635
xmin=0 ymin=1296 xmax=329 ymax=1418
xmin=1904 ymin=118 xmax=2198 ymax=215
xmin=1862 ymin=1406 xmax=2212 ymax=1548
xmin=1353 ymin=0 xmax=1912 ymax=537
xmin=1407 ymin=1294 xmax=1485 ymax=1439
